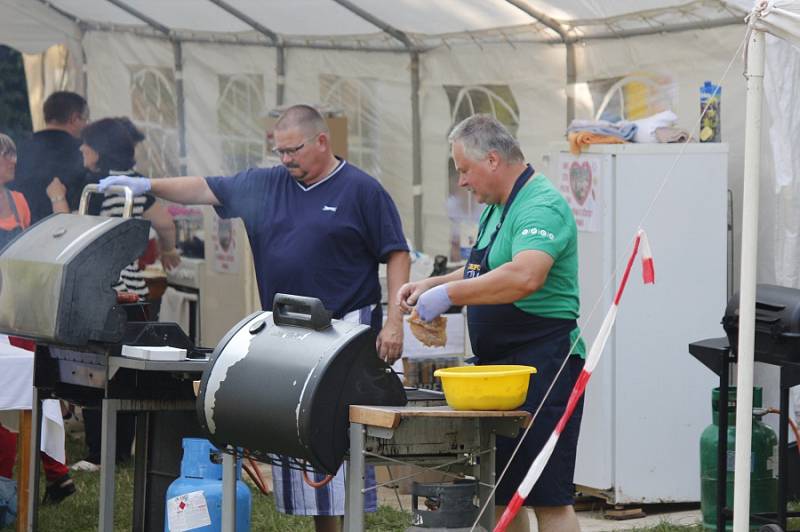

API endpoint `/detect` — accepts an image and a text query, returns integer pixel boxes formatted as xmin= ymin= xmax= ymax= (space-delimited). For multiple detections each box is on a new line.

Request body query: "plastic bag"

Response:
xmin=0 ymin=476 xmax=17 ymax=527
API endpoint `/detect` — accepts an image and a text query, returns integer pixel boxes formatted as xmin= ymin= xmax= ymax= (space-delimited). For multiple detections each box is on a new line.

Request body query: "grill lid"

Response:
xmin=0 ymin=211 xmax=149 ymax=345
xmin=722 ymin=284 xmax=800 ymax=363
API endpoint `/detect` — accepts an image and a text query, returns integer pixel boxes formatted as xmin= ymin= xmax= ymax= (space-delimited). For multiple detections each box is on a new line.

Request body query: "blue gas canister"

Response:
xmin=164 ymin=438 xmax=251 ymax=532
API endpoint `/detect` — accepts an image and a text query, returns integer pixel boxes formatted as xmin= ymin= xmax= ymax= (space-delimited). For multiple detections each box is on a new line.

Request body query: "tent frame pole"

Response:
xmin=733 ymin=28 xmax=765 ymax=532
xmin=329 ymin=0 xmax=426 ymax=251
xmin=504 ymin=0 xmax=575 ymax=125
xmin=204 ymin=0 xmax=285 ymax=105
xmin=104 ymin=0 xmax=189 ymax=174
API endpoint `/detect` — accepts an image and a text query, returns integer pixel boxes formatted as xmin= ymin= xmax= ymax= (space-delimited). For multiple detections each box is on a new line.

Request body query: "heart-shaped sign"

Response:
xmin=569 ymin=161 xmax=592 ymax=206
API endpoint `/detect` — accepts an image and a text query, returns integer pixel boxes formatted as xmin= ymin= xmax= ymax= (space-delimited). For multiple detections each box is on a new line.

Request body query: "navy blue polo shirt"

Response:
xmin=206 ymin=160 xmax=408 ymax=320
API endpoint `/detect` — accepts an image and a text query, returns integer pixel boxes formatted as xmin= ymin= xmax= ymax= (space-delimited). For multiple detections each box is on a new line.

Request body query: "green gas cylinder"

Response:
xmin=700 ymin=387 xmax=777 ymax=531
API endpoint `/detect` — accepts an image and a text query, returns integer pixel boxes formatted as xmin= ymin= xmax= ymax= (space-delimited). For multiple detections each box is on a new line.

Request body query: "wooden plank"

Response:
xmin=349 ymin=405 xmax=530 ymax=428
xmin=349 ymin=406 xmax=401 ymax=429
xmin=16 ymin=410 xmax=31 ymax=532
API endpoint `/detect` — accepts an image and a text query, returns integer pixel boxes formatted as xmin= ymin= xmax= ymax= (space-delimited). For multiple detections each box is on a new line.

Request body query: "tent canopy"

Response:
xmin=2 ymin=0 xmax=752 ymax=53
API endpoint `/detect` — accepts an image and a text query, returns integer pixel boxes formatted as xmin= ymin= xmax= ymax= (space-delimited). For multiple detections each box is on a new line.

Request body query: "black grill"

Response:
xmin=722 ymin=284 xmax=800 ymax=365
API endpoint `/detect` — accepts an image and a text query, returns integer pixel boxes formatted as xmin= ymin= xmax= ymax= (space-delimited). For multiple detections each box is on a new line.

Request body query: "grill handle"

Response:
xmin=78 ymin=184 xmax=135 ymax=218
xmin=273 ymin=293 xmax=332 ymax=331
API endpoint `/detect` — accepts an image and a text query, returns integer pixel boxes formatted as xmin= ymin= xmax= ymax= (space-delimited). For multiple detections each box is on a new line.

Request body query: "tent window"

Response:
xmin=320 ymin=75 xmax=379 ymax=180
xmin=130 ymin=66 xmax=179 ymax=178
xmin=586 ymin=72 xmax=676 ymax=122
xmin=444 ymin=85 xmax=520 ymax=262
xmin=218 ymin=74 xmax=266 ymax=174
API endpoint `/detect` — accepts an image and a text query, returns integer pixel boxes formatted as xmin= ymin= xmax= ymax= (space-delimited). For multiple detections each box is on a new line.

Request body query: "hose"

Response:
xmin=242 ymin=457 xmax=270 ymax=495
xmin=301 ymin=462 xmax=334 ymax=488
xmin=765 ymin=407 xmax=800 ymax=456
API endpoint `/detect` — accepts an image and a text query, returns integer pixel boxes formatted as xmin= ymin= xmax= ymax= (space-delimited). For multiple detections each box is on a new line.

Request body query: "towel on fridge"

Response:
xmin=567 ymin=118 xmax=637 ymax=141
xmin=632 ymin=110 xmax=678 ymax=143
xmin=568 ymin=131 xmax=626 ymax=155
xmin=655 ymin=126 xmax=692 ymax=143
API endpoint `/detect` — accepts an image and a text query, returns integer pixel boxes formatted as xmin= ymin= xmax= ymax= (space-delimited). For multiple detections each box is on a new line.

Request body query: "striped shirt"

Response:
xmin=98 ymin=171 xmax=154 ymax=298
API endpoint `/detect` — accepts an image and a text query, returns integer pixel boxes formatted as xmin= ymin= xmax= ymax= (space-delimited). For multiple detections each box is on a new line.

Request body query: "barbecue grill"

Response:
xmin=722 ymin=284 xmax=800 ymax=365
xmin=197 ymin=293 xmax=407 ymax=475
xmin=689 ymin=284 xmax=800 ymax=532
xmin=0 ymin=185 xmax=209 ymax=531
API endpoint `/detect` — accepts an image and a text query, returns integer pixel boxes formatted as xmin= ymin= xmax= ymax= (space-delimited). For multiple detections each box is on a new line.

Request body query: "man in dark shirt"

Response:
xmin=11 ymin=91 xmax=89 ymax=223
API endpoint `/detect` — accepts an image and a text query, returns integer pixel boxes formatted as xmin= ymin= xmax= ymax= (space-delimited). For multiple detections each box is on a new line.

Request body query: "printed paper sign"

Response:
xmin=557 ymin=153 xmax=603 ymax=232
xmin=212 ymin=217 xmax=240 ymax=274
xmin=167 ymin=490 xmax=212 ymax=531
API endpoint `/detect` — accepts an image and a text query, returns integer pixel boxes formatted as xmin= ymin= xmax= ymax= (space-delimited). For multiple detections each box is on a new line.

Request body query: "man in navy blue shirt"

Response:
xmin=99 ymin=104 xmax=410 ymax=532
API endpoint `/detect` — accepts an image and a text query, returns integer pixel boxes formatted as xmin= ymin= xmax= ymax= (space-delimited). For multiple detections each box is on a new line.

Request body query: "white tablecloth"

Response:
xmin=0 ymin=337 xmax=66 ymax=463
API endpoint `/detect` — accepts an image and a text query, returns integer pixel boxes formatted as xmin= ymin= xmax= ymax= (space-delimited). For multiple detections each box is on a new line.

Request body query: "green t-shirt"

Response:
xmin=476 ymin=173 xmax=585 ymax=357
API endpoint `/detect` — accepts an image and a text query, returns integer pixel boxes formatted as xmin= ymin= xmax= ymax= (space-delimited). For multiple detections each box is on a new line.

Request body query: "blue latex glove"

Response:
xmin=416 ymin=284 xmax=452 ymax=322
xmin=98 ymin=175 xmax=152 ymax=196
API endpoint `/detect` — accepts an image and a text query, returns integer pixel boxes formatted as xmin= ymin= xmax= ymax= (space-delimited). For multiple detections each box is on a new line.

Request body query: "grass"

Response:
xmin=0 ymin=432 xmax=747 ymax=532
xmin=1 ymin=432 xmax=412 ymax=532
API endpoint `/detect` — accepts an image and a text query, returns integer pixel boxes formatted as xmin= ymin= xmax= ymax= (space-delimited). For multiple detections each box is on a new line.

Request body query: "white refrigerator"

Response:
xmin=547 ymin=142 xmax=728 ymax=504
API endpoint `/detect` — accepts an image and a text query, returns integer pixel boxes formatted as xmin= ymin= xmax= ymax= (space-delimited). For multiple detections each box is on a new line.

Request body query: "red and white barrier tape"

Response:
xmin=494 ymin=229 xmax=654 ymax=532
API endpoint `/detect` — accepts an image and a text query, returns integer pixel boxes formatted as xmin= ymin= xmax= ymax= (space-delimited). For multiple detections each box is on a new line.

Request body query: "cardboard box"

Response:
xmin=263 ymin=111 xmax=348 ymax=160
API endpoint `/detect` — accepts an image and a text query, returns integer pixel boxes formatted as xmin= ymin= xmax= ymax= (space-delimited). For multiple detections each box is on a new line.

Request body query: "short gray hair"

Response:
xmin=274 ymin=104 xmax=329 ymax=136
xmin=448 ymin=114 xmax=524 ymax=164
xmin=0 ymin=133 xmax=15 ymax=158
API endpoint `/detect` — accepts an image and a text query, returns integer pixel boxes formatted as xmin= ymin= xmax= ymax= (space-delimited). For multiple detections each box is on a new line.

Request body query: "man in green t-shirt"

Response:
xmin=398 ymin=114 xmax=584 ymax=532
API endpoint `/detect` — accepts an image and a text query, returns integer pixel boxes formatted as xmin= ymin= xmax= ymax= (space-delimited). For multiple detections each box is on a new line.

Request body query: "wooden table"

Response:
xmin=344 ymin=405 xmax=530 ymax=532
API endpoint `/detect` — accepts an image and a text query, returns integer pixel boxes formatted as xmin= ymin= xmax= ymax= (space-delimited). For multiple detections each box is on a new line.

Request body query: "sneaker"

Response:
xmin=42 ymin=474 xmax=76 ymax=504
xmin=70 ymin=460 xmax=100 ymax=472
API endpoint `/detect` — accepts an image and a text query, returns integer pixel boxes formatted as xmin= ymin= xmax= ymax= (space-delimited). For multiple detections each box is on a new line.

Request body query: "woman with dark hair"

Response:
xmin=71 ymin=118 xmax=180 ymax=472
xmin=80 ymin=117 xmax=180 ymax=298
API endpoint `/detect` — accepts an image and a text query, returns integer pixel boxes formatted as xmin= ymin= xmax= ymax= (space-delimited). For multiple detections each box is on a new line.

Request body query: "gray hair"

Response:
xmin=448 ymin=114 xmax=524 ymax=164
xmin=274 ymin=104 xmax=329 ymax=136
xmin=0 ymin=133 xmax=15 ymax=158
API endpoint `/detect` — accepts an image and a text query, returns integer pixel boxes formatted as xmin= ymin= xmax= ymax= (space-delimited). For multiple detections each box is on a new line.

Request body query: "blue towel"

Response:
xmin=567 ymin=119 xmax=638 ymax=141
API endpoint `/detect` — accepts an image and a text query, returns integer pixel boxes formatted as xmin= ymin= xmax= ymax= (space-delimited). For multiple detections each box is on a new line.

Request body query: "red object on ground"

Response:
xmin=0 ymin=426 xmax=67 ymax=482
xmin=1 ymin=337 xmax=69 ymax=481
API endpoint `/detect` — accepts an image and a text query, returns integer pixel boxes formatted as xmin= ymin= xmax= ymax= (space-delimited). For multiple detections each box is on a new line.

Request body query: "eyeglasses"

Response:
xmin=271 ymin=133 xmax=320 ymax=158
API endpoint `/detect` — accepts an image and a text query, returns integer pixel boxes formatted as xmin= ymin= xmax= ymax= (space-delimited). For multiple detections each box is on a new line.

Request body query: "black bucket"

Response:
xmin=408 ymin=480 xmax=483 ymax=531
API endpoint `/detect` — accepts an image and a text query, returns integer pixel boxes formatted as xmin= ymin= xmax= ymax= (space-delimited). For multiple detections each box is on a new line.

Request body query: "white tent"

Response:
xmin=0 ymin=0 xmax=762 ymax=257
xmin=4 ymin=0 xmax=800 ymax=529
xmin=6 ymin=0 xmax=800 ymax=383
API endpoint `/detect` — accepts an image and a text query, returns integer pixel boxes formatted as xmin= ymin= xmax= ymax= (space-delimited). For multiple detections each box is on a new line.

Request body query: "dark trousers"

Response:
xmin=82 ymin=408 xmax=136 ymax=465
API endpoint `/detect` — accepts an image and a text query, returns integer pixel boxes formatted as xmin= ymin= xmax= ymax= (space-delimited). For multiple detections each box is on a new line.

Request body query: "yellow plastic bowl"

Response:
xmin=433 ymin=365 xmax=537 ymax=411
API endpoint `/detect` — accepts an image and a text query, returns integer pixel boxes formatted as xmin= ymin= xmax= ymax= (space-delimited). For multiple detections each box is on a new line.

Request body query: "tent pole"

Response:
xmin=203 ymin=0 xmax=285 ymax=106
xmin=410 ymin=51 xmax=423 ymax=251
xmin=503 ymin=0 xmax=574 ymax=127
xmin=565 ymin=42 xmax=576 ymax=125
xmin=732 ymin=28 xmax=765 ymax=532
xmin=328 ymin=0 xmax=425 ymax=250
xmin=173 ymin=40 xmax=188 ymax=175
xmin=276 ymin=45 xmax=286 ymax=106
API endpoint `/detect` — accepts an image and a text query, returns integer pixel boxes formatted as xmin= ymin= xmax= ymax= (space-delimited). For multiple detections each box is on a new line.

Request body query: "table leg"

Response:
xmin=221 ymin=450 xmax=236 ymax=532
xmin=16 ymin=410 xmax=31 ymax=532
xmin=98 ymin=399 xmax=118 ymax=532
xmin=345 ymin=422 xmax=365 ymax=532
xmin=26 ymin=388 xmax=42 ymax=532
xmin=479 ymin=420 xmax=496 ymax=532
